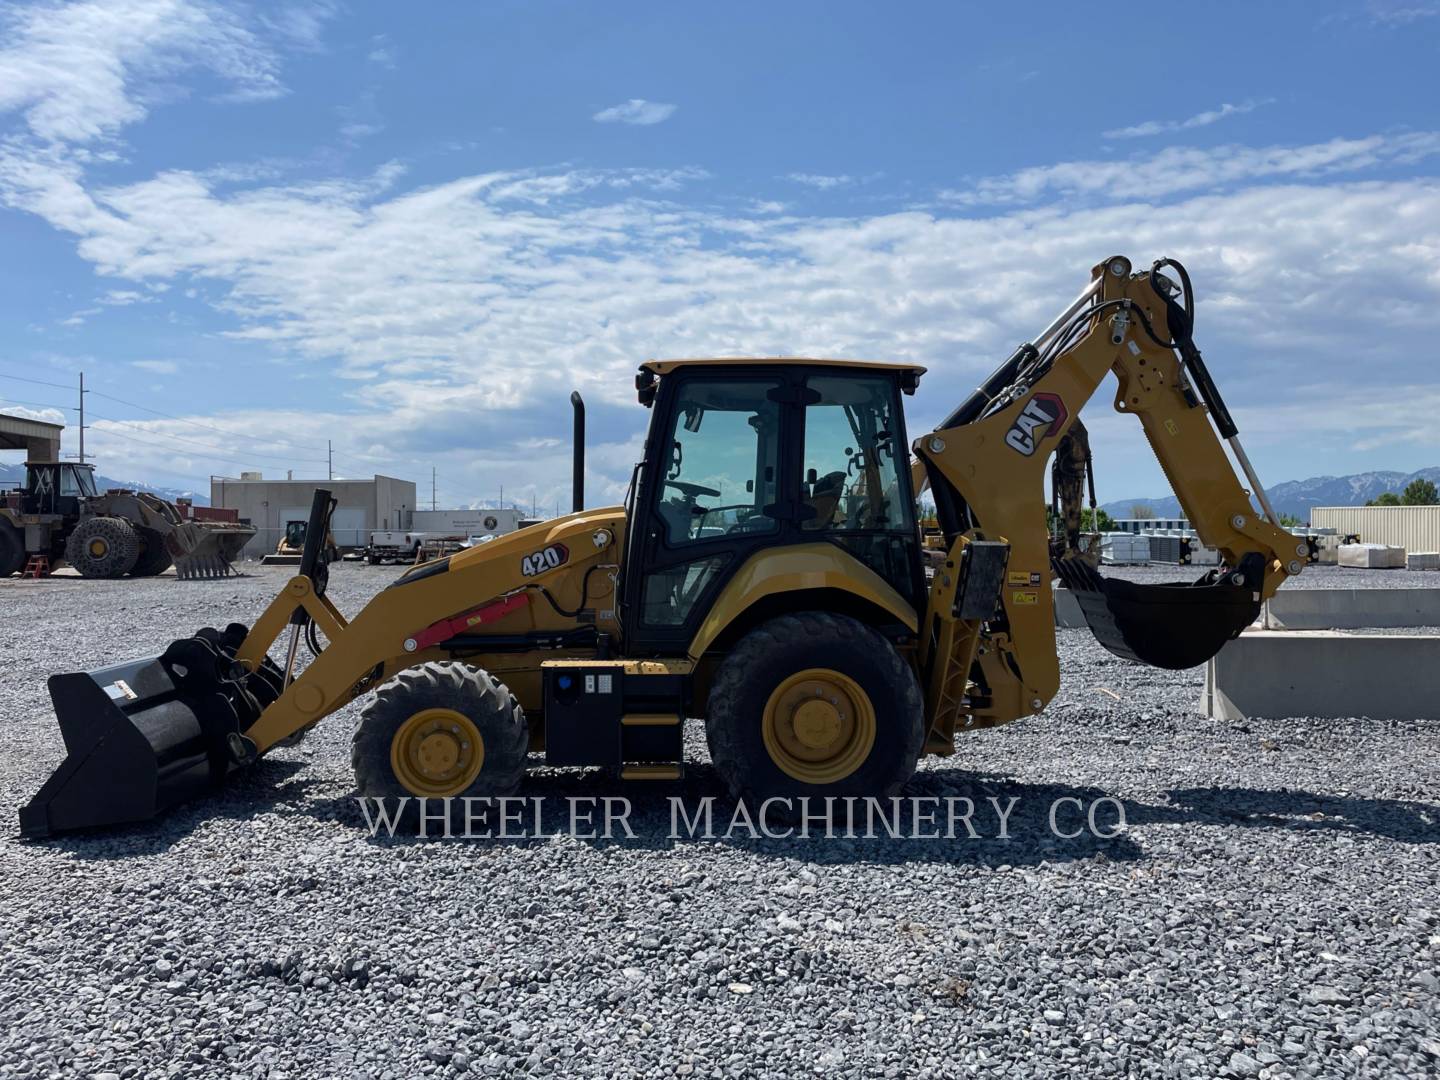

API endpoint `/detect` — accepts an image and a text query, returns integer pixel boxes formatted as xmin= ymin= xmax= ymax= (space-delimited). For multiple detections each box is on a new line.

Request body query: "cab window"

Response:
xmin=59 ymin=468 xmax=81 ymax=497
xmin=656 ymin=379 xmax=781 ymax=546
xmin=801 ymin=375 xmax=913 ymax=532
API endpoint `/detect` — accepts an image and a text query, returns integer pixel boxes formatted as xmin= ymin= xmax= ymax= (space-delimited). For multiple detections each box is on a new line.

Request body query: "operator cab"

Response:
xmin=18 ymin=462 xmax=98 ymax=516
xmin=623 ymin=358 xmax=926 ymax=652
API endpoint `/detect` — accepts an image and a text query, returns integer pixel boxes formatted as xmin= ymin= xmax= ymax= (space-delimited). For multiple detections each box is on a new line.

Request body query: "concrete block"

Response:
xmin=1261 ymin=588 xmax=1440 ymax=630
xmin=1338 ymin=543 xmax=1406 ymax=569
xmin=1407 ymin=552 xmax=1440 ymax=571
xmin=1202 ymin=630 xmax=1440 ymax=721
xmin=1189 ymin=545 xmax=1220 ymax=566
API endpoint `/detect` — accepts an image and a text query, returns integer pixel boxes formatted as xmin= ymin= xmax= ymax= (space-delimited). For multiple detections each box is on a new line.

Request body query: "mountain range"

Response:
xmin=0 ymin=463 xmax=210 ymax=507
xmin=1101 ymin=467 xmax=1440 ymax=522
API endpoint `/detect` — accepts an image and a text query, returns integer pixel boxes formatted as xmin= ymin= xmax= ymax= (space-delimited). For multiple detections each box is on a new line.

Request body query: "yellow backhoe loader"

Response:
xmin=261 ymin=517 xmax=340 ymax=567
xmin=21 ymin=256 xmax=1306 ymax=837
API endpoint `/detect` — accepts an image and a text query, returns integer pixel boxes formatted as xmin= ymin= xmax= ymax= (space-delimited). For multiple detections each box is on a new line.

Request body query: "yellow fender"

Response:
xmin=687 ymin=542 xmax=918 ymax=660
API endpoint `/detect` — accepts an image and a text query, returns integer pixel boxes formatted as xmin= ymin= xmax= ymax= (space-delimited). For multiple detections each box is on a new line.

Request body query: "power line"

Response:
xmin=1 ymin=369 xmax=388 ymax=473
xmin=0 ymin=371 xmax=76 ymax=391
xmin=0 ymin=396 xmax=75 ymax=413
xmin=93 ymin=425 xmax=304 ymax=474
xmin=86 ymin=411 xmax=332 ymax=467
xmin=85 ymin=387 xmax=346 ymax=456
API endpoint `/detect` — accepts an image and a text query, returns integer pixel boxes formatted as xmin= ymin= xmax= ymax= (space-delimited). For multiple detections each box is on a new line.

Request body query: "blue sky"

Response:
xmin=1 ymin=0 xmax=1439 ymax=508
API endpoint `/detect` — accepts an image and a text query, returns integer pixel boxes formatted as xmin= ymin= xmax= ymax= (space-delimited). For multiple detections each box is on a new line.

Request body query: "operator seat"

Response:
xmin=802 ymin=471 xmax=847 ymax=531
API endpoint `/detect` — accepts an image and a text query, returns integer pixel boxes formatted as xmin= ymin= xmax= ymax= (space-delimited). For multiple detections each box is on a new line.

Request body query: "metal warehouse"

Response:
xmin=1311 ymin=505 xmax=1440 ymax=553
xmin=211 ymin=473 xmax=417 ymax=557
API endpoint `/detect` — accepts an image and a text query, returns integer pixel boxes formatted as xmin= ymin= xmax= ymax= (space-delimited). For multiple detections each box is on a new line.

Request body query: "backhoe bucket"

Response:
xmin=170 ymin=523 xmax=253 ymax=580
xmin=1054 ymin=557 xmax=1261 ymax=670
xmin=19 ymin=625 xmax=283 ymax=838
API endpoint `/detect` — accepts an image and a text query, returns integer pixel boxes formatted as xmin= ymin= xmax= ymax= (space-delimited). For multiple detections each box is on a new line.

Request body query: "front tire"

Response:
xmin=130 ymin=528 xmax=173 ymax=576
xmin=352 ymin=662 xmax=528 ymax=832
xmin=64 ymin=517 xmax=139 ymax=578
xmin=705 ymin=612 xmax=925 ymax=806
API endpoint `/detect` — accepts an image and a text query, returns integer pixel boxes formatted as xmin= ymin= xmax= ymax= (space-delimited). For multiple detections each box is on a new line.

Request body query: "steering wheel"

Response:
xmin=666 ymin=480 xmax=721 ymax=499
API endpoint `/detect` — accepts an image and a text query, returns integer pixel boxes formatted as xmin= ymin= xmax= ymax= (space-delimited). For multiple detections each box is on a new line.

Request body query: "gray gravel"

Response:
xmin=1 ymin=562 xmax=1437 ymax=1079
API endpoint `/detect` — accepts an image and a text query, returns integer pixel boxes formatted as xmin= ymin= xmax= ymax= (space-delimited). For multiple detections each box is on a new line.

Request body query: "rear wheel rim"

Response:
xmin=88 ymin=537 xmax=108 ymax=558
xmin=761 ymin=668 xmax=876 ymax=784
xmin=390 ymin=708 xmax=485 ymax=797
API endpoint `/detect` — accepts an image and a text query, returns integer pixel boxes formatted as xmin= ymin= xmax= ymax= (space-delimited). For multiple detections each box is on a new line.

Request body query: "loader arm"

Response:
xmin=915 ymin=255 xmax=1301 ymax=750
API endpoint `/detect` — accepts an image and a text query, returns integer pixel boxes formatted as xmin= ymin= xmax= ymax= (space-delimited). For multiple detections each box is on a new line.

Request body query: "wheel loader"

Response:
xmin=20 ymin=256 xmax=1308 ymax=837
xmin=0 ymin=461 xmax=255 ymax=581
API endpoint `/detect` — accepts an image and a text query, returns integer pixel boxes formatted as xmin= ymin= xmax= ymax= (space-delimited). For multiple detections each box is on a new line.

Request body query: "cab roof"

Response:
xmin=641 ymin=357 xmax=927 ymax=378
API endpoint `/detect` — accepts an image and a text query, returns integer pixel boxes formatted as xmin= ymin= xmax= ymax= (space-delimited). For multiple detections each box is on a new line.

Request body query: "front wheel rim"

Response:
xmin=761 ymin=668 xmax=876 ymax=784
xmin=390 ymin=708 xmax=485 ymax=798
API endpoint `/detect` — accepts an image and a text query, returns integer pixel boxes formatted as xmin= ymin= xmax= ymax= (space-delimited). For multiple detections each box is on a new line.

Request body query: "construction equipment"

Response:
xmin=21 ymin=255 xmax=1307 ymax=837
xmin=1 ymin=461 xmax=254 ymax=581
xmin=262 ymin=518 xmax=339 ymax=567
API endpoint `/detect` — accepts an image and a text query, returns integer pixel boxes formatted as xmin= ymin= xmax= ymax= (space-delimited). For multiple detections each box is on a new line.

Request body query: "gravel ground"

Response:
xmin=1 ymin=562 xmax=1437 ymax=1079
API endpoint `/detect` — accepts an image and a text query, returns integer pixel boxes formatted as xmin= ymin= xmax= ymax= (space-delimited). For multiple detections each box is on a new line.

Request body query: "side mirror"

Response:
xmin=745 ymin=480 xmax=754 ymax=493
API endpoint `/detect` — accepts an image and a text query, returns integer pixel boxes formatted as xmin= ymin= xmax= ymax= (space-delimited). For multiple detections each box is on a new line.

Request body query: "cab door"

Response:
xmin=621 ymin=371 xmax=795 ymax=654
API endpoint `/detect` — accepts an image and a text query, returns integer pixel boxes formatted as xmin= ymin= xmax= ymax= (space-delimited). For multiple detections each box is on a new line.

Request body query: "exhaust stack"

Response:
xmin=570 ymin=391 xmax=585 ymax=513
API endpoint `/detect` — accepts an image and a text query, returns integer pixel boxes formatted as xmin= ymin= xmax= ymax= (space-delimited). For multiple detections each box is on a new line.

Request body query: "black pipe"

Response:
xmin=570 ymin=391 xmax=585 ymax=513
xmin=939 ymin=343 xmax=1038 ymax=430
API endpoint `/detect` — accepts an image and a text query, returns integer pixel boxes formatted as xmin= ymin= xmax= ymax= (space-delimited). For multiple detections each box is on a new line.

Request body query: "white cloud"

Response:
xmin=0 ymin=401 xmax=67 ymax=426
xmin=0 ymin=0 xmax=290 ymax=144
xmin=131 ymin=359 xmax=178 ymax=373
xmin=941 ymin=131 xmax=1440 ymax=205
xmin=7 ymin=146 xmax=1437 ymax=499
xmin=1103 ymin=99 xmax=1270 ymax=140
xmin=1359 ymin=1 xmax=1440 ymax=26
xmin=784 ymin=173 xmax=852 ymax=189
xmin=592 ymin=99 xmax=677 ymax=126
xmin=0 ymin=5 xmax=1436 ymax=500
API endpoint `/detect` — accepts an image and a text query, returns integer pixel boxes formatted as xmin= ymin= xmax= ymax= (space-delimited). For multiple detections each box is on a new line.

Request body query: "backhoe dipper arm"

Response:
xmin=914 ymin=255 xmax=1301 ymax=742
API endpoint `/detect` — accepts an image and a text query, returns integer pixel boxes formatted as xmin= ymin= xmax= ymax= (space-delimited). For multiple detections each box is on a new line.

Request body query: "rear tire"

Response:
xmin=130 ymin=528 xmax=173 ymax=576
xmin=0 ymin=520 xmax=24 ymax=577
xmin=705 ymin=612 xmax=925 ymax=807
xmin=64 ymin=517 xmax=139 ymax=578
xmin=352 ymin=662 xmax=528 ymax=833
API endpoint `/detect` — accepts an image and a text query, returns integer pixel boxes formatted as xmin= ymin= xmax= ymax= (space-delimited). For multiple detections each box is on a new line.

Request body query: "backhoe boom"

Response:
xmin=915 ymin=254 xmax=1299 ymax=748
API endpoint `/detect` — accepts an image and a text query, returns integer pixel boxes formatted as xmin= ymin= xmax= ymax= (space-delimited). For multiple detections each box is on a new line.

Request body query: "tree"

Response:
xmin=1402 ymin=478 xmax=1439 ymax=506
xmin=1367 ymin=492 xmax=1402 ymax=507
xmin=1277 ymin=512 xmax=1303 ymax=527
xmin=1082 ymin=507 xmax=1116 ymax=532
xmin=1130 ymin=504 xmax=1157 ymax=520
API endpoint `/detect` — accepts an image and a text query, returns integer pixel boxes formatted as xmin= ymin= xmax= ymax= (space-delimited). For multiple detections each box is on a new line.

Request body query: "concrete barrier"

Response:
xmin=1261 ymin=588 xmax=1440 ymax=630
xmin=1202 ymin=630 xmax=1440 ymax=721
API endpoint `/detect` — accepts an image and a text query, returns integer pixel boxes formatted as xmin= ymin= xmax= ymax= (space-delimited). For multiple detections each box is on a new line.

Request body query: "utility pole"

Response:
xmin=431 ymin=467 xmax=437 ymax=511
xmin=77 ymin=371 xmax=87 ymax=463
xmin=499 ymin=483 xmax=503 ymax=510
xmin=327 ymin=440 xmax=333 ymax=480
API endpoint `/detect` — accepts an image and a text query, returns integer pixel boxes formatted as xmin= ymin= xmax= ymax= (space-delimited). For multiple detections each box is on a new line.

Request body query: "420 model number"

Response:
xmin=521 ymin=543 xmax=569 ymax=577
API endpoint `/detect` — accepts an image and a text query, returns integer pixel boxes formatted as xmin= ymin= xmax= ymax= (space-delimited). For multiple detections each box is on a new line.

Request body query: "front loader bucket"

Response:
xmin=19 ymin=625 xmax=283 ymax=839
xmin=171 ymin=524 xmax=253 ymax=580
xmin=1054 ymin=556 xmax=1261 ymax=670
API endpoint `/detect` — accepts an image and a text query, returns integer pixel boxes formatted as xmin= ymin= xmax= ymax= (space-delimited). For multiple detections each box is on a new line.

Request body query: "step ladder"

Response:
xmin=21 ymin=555 xmax=50 ymax=579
